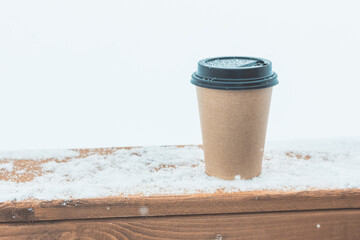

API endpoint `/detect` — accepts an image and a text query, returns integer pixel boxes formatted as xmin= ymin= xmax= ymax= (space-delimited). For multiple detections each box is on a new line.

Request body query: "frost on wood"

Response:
xmin=0 ymin=139 xmax=359 ymax=202
xmin=0 ymin=149 xmax=79 ymax=160
xmin=0 ymin=162 xmax=13 ymax=172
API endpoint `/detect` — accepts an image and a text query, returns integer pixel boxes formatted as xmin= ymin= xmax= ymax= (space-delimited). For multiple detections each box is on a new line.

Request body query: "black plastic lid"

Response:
xmin=191 ymin=56 xmax=278 ymax=90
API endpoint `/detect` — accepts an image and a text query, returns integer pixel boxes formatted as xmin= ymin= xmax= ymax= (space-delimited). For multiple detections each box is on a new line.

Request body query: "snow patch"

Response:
xmin=0 ymin=139 xmax=359 ymax=202
xmin=0 ymin=162 xmax=13 ymax=172
xmin=0 ymin=149 xmax=79 ymax=160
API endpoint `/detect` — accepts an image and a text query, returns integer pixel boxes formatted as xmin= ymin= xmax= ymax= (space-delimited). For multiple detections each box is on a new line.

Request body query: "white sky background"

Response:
xmin=0 ymin=0 xmax=359 ymax=151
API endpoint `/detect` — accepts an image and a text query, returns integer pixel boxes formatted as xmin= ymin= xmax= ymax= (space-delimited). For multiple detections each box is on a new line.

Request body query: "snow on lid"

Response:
xmin=0 ymin=138 xmax=359 ymax=202
xmin=205 ymin=58 xmax=260 ymax=68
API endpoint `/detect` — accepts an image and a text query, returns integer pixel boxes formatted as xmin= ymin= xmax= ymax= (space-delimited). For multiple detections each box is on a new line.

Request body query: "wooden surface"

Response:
xmin=1 ymin=209 xmax=359 ymax=240
xmin=1 ymin=145 xmax=360 ymax=223
xmin=1 ymin=145 xmax=360 ymax=239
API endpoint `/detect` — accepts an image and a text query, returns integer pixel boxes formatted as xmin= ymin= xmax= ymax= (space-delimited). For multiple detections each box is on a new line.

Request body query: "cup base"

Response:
xmin=205 ymin=169 xmax=262 ymax=180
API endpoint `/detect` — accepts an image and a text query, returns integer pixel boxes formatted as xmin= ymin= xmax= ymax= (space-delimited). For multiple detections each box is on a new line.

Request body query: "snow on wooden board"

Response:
xmin=0 ymin=139 xmax=359 ymax=202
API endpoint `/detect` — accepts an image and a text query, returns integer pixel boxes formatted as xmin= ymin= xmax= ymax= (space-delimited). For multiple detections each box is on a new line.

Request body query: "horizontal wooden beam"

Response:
xmin=1 ymin=209 xmax=359 ymax=240
xmin=1 ymin=189 xmax=359 ymax=223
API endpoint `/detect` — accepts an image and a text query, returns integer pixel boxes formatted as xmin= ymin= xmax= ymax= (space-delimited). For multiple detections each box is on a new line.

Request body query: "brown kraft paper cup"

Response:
xmin=191 ymin=56 xmax=278 ymax=180
xmin=197 ymin=86 xmax=273 ymax=180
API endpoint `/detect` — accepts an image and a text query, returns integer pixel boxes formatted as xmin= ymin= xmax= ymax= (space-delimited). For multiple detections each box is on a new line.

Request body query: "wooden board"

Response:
xmin=1 ymin=189 xmax=360 ymax=223
xmin=1 ymin=145 xmax=360 ymax=239
xmin=1 ymin=145 xmax=360 ymax=223
xmin=1 ymin=209 xmax=359 ymax=240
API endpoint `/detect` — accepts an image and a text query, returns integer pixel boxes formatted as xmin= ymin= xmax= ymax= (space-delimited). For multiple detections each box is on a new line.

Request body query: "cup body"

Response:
xmin=196 ymin=86 xmax=273 ymax=180
xmin=191 ymin=56 xmax=278 ymax=180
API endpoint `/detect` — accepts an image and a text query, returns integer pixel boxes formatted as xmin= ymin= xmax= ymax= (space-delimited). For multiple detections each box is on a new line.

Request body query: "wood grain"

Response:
xmin=1 ymin=189 xmax=360 ymax=223
xmin=1 ymin=209 xmax=359 ymax=240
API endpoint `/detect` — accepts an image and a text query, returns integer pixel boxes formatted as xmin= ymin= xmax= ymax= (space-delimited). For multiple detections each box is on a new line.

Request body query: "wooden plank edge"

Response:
xmin=0 ymin=188 xmax=359 ymax=223
xmin=1 ymin=209 xmax=360 ymax=240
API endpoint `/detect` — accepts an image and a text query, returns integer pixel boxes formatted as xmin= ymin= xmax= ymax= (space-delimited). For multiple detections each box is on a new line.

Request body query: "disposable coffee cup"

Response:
xmin=191 ymin=56 xmax=278 ymax=180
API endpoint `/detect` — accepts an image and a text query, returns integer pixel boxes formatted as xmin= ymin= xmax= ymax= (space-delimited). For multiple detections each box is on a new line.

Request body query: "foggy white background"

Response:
xmin=1 ymin=0 xmax=359 ymax=151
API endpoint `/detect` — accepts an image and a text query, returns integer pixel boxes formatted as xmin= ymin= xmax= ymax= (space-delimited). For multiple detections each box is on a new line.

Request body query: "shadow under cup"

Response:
xmin=191 ymin=56 xmax=279 ymax=180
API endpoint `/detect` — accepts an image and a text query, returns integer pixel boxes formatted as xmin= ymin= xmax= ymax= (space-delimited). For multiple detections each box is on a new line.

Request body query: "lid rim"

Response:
xmin=191 ymin=80 xmax=279 ymax=90
xmin=191 ymin=72 xmax=278 ymax=90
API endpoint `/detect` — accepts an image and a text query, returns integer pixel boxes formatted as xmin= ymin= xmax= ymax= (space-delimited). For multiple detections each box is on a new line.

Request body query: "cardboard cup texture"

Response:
xmin=196 ymin=86 xmax=273 ymax=180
